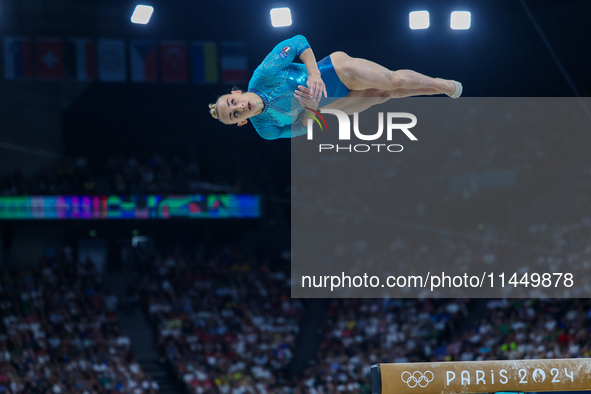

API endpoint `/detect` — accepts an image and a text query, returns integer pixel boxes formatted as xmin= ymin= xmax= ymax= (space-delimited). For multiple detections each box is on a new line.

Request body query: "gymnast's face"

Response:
xmin=218 ymin=90 xmax=254 ymax=126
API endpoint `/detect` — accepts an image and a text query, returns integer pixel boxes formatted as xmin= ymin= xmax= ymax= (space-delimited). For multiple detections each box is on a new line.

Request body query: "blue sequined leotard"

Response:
xmin=247 ymin=35 xmax=350 ymax=140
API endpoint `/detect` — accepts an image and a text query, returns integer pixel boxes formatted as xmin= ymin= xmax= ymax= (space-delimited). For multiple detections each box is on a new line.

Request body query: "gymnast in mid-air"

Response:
xmin=208 ymin=35 xmax=462 ymax=140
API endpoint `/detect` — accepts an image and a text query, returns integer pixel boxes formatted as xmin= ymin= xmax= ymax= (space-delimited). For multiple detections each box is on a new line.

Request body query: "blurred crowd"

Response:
xmin=0 ymin=153 xmax=238 ymax=196
xmin=134 ymin=247 xmax=302 ymax=394
xmin=0 ymin=254 xmax=158 ymax=394
xmin=294 ymin=297 xmax=591 ymax=394
xmin=296 ymin=299 xmax=469 ymax=394
xmin=443 ymin=299 xmax=591 ymax=362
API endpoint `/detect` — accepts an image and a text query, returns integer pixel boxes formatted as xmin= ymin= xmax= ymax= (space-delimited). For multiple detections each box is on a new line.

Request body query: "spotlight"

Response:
xmin=270 ymin=8 xmax=292 ymax=27
xmin=131 ymin=5 xmax=154 ymax=25
xmin=409 ymin=11 xmax=429 ymax=30
xmin=451 ymin=11 xmax=471 ymax=30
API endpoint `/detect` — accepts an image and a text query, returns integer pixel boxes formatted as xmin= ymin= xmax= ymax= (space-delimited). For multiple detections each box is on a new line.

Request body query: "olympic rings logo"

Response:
xmin=401 ymin=371 xmax=434 ymax=388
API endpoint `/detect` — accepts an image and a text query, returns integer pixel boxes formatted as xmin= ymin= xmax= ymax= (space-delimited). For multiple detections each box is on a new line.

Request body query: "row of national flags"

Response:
xmin=3 ymin=37 xmax=248 ymax=84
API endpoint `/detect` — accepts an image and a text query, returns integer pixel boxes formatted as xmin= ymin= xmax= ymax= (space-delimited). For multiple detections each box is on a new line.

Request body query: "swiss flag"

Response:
xmin=161 ymin=41 xmax=188 ymax=83
xmin=36 ymin=38 xmax=64 ymax=80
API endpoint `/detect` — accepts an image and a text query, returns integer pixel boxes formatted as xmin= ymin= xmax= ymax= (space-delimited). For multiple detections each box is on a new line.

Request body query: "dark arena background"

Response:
xmin=1 ymin=1 xmax=590 ymax=393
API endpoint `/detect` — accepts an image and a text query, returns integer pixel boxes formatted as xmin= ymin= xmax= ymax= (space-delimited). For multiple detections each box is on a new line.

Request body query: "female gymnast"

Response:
xmin=208 ymin=35 xmax=462 ymax=140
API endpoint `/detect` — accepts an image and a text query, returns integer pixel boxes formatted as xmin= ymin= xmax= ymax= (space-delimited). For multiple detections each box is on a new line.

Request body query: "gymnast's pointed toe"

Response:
xmin=449 ymin=80 xmax=463 ymax=99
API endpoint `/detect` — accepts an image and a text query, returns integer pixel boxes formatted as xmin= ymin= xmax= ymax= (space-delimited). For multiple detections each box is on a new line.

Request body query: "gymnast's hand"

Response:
xmin=294 ymin=85 xmax=319 ymax=111
xmin=306 ymin=72 xmax=327 ymax=102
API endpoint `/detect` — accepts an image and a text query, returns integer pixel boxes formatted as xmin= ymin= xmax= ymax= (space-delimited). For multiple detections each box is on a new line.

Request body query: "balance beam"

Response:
xmin=371 ymin=359 xmax=591 ymax=394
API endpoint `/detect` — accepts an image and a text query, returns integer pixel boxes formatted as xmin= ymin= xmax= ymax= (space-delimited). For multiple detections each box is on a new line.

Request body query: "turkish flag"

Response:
xmin=161 ymin=41 xmax=188 ymax=83
xmin=36 ymin=38 xmax=64 ymax=80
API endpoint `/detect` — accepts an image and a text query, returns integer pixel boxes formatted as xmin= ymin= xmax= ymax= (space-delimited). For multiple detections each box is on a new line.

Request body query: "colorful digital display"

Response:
xmin=0 ymin=195 xmax=260 ymax=220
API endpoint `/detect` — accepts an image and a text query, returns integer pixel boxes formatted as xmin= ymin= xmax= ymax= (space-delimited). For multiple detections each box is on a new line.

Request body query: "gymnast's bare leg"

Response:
xmin=320 ymin=87 xmax=442 ymax=115
xmin=330 ymin=51 xmax=457 ymax=97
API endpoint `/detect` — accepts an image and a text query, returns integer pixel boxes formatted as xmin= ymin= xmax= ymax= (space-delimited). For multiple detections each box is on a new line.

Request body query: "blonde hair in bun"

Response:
xmin=208 ymin=102 xmax=218 ymax=120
